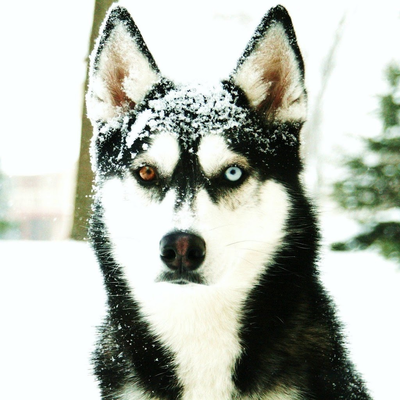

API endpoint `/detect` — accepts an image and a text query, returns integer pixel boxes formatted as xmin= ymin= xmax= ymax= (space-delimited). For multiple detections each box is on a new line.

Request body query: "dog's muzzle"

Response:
xmin=159 ymin=232 xmax=206 ymax=272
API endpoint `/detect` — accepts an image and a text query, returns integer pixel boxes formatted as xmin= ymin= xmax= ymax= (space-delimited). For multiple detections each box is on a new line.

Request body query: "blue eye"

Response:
xmin=224 ymin=166 xmax=243 ymax=182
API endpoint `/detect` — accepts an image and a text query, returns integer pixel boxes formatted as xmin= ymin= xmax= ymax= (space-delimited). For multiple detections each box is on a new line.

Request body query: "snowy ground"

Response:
xmin=0 ymin=240 xmax=399 ymax=399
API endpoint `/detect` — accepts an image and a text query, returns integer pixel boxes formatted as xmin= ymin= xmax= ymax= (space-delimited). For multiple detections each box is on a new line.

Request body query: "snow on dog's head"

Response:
xmin=88 ymin=5 xmax=306 ymax=291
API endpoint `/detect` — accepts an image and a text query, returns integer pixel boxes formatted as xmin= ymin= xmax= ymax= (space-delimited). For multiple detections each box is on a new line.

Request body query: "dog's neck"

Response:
xmin=133 ymin=282 xmax=248 ymax=398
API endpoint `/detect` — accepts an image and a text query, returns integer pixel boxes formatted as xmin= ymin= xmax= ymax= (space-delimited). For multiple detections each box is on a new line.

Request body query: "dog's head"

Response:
xmin=87 ymin=5 xmax=307 ymax=291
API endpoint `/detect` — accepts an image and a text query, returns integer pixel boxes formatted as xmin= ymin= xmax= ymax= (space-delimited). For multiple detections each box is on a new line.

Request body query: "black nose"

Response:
xmin=160 ymin=232 xmax=206 ymax=271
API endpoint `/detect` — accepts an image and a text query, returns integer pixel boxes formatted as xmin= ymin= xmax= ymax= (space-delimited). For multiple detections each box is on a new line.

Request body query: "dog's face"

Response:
xmin=88 ymin=6 xmax=307 ymax=292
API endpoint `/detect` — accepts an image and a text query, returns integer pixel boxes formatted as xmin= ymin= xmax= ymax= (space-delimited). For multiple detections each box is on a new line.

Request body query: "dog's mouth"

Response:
xmin=169 ymin=279 xmax=192 ymax=285
xmin=157 ymin=271 xmax=205 ymax=285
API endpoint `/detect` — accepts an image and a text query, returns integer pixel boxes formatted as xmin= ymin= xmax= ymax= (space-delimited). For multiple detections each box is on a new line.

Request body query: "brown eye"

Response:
xmin=138 ymin=166 xmax=157 ymax=182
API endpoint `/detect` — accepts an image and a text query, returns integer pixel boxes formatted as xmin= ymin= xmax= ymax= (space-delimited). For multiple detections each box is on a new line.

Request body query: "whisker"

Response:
xmin=225 ymin=239 xmax=272 ymax=247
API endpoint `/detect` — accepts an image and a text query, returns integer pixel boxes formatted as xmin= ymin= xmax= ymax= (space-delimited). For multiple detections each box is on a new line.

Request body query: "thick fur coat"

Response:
xmin=87 ymin=4 xmax=372 ymax=400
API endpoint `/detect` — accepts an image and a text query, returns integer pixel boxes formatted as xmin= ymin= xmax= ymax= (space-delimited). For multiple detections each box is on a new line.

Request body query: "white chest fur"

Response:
xmin=133 ymin=283 xmax=246 ymax=399
xmin=117 ymin=282 xmax=304 ymax=400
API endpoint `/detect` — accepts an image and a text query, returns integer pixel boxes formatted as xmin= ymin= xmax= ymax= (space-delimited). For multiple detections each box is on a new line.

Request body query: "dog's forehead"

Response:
xmin=126 ymin=83 xmax=249 ymax=152
xmin=147 ymin=82 xmax=244 ymax=125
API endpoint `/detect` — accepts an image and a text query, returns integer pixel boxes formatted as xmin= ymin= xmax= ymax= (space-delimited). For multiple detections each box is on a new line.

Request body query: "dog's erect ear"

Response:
xmin=87 ymin=5 xmax=161 ymax=124
xmin=231 ymin=6 xmax=307 ymax=122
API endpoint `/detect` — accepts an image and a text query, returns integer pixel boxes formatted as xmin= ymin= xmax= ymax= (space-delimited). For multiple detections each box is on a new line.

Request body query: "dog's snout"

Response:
xmin=160 ymin=232 xmax=206 ymax=271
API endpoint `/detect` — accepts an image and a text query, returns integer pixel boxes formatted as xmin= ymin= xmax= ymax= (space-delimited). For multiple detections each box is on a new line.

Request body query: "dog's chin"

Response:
xmin=157 ymin=271 xmax=206 ymax=285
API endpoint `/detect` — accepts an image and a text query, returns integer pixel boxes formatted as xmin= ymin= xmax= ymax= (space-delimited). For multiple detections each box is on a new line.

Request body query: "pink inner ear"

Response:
xmin=258 ymin=59 xmax=289 ymax=118
xmin=254 ymin=34 xmax=296 ymax=119
xmin=233 ymin=22 xmax=306 ymax=122
xmin=104 ymin=64 xmax=136 ymax=110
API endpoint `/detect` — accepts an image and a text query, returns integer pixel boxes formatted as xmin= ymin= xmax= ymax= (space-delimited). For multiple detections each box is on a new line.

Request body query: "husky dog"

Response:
xmin=87 ymin=4 xmax=372 ymax=400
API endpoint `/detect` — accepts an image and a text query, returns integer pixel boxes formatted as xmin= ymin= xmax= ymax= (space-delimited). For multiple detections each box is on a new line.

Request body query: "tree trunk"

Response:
xmin=71 ymin=0 xmax=115 ymax=240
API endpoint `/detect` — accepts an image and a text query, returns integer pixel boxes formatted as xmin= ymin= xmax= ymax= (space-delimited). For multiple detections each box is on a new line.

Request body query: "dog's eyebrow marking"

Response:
xmin=197 ymin=135 xmax=249 ymax=177
xmin=132 ymin=133 xmax=180 ymax=176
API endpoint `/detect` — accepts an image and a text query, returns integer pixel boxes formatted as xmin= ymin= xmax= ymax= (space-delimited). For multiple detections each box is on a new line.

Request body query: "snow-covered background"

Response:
xmin=1 ymin=0 xmax=400 ymax=399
